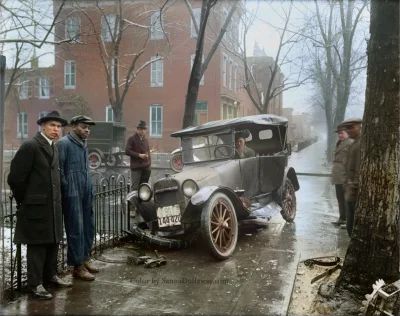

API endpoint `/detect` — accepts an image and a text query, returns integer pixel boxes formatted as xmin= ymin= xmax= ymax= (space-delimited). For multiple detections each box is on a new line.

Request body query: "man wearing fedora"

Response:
xmin=125 ymin=120 xmax=152 ymax=190
xmin=56 ymin=115 xmax=99 ymax=281
xmin=8 ymin=110 xmax=72 ymax=299
xmin=331 ymin=124 xmax=353 ymax=227
xmin=341 ymin=118 xmax=362 ymax=236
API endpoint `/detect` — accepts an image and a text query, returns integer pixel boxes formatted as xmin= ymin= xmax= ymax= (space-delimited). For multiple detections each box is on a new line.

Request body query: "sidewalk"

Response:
xmin=0 ymin=141 xmax=349 ymax=316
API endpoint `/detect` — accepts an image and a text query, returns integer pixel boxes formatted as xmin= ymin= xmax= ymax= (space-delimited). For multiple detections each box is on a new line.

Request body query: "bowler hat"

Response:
xmin=341 ymin=118 xmax=362 ymax=126
xmin=136 ymin=120 xmax=147 ymax=129
xmin=335 ymin=124 xmax=347 ymax=132
xmin=37 ymin=110 xmax=68 ymax=127
xmin=70 ymin=115 xmax=96 ymax=126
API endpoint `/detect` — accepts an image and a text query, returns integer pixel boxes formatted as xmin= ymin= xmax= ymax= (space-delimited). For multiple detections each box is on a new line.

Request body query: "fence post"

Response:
xmin=127 ymin=183 xmax=131 ymax=231
xmin=16 ymin=244 xmax=21 ymax=291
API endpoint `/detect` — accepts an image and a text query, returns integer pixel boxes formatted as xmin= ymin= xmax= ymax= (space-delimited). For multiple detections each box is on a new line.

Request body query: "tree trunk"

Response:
xmin=335 ymin=0 xmax=399 ymax=294
xmin=113 ymin=103 xmax=123 ymax=123
xmin=326 ymin=119 xmax=335 ymax=163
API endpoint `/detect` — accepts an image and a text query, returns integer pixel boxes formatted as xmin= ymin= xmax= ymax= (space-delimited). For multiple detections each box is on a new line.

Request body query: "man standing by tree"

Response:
xmin=341 ymin=118 xmax=362 ymax=236
xmin=8 ymin=110 xmax=72 ymax=299
xmin=125 ymin=120 xmax=152 ymax=190
xmin=57 ymin=115 xmax=99 ymax=281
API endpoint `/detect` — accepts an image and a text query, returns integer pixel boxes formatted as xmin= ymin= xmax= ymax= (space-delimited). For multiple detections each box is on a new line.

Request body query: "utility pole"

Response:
xmin=0 ymin=55 xmax=6 ymax=207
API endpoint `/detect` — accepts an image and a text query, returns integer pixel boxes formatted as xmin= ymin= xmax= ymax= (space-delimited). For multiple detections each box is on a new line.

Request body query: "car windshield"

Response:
xmin=181 ymin=129 xmax=234 ymax=164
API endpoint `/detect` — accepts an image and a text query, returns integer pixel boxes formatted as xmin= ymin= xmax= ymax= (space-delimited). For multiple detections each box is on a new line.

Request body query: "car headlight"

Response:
xmin=182 ymin=180 xmax=198 ymax=198
xmin=138 ymin=183 xmax=152 ymax=201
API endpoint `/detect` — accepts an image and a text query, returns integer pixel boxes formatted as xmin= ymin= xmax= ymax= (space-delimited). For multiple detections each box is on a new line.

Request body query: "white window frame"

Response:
xmin=228 ymin=58 xmax=233 ymax=90
xmin=150 ymin=56 xmax=163 ymax=87
xmin=106 ymin=105 xmax=114 ymax=122
xmin=234 ymin=63 xmax=238 ymax=92
xmin=222 ymin=53 xmax=227 ymax=87
xmin=191 ymin=54 xmax=204 ymax=85
xmin=65 ymin=17 xmax=81 ymax=41
xmin=150 ymin=12 xmax=164 ymax=40
xmin=64 ymin=60 xmax=76 ymax=89
xmin=101 ymin=14 xmax=117 ymax=42
xmin=19 ymin=76 xmax=29 ymax=100
xmin=39 ymin=77 xmax=50 ymax=99
xmin=17 ymin=112 xmax=28 ymax=138
xmin=38 ymin=111 xmax=49 ymax=131
xmin=190 ymin=8 xmax=201 ymax=38
xmin=150 ymin=104 xmax=162 ymax=138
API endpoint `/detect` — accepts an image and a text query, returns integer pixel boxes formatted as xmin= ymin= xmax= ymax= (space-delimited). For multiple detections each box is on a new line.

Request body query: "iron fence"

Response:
xmin=1 ymin=171 xmax=131 ymax=304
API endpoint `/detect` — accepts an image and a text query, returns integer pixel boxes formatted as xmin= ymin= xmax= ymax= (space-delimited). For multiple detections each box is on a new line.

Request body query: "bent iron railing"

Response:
xmin=1 ymin=171 xmax=131 ymax=304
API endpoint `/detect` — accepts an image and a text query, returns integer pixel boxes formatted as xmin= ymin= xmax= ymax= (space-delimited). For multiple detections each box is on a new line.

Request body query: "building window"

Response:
xmin=19 ymin=76 xmax=29 ymax=99
xmin=109 ymin=58 xmax=119 ymax=87
xmin=191 ymin=54 xmax=204 ymax=85
xmin=222 ymin=104 xmax=238 ymax=120
xmin=106 ymin=105 xmax=114 ymax=122
xmin=38 ymin=111 xmax=49 ymax=131
xmin=194 ymin=102 xmax=208 ymax=126
xmin=190 ymin=8 xmax=201 ymax=38
xmin=150 ymin=104 xmax=162 ymax=137
xmin=150 ymin=12 xmax=164 ymax=40
xmin=150 ymin=56 xmax=163 ymax=87
xmin=228 ymin=59 xmax=233 ymax=90
xmin=65 ymin=17 xmax=81 ymax=41
xmin=234 ymin=63 xmax=238 ymax=92
xmin=39 ymin=77 xmax=50 ymax=99
xmin=222 ymin=53 xmax=227 ymax=87
xmin=17 ymin=112 xmax=28 ymax=138
xmin=101 ymin=14 xmax=117 ymax=42
xmin=64 ymin=61 xmax=76 ymax=89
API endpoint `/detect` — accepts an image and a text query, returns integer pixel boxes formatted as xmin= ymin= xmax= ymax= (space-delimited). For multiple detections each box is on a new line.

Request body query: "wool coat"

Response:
xmin=125 ymin=133 xmax=151 ymax=170
xmin=7 ymin=133 xmax=63 ymax=244
xmin=331 ymin=138 xmax=353 ymax=184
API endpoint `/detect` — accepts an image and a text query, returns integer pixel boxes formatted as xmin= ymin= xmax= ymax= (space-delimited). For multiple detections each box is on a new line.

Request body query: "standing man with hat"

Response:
xmin=341 ymin=118 xmax=362 ymax=236
xmin=56 ymin=115 xmax=99 ymax=281
xmin=125 ymin=120 xmax=152 ymax=190
xmin=8 ymin=110 xmax=72 ymax=299
xmin=331 ymin=124 xmax=353 ymax=226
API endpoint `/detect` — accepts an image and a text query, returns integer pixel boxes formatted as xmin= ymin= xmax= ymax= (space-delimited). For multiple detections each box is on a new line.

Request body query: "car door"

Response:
xmin=239 ymin=156 xmax=260 ymax=198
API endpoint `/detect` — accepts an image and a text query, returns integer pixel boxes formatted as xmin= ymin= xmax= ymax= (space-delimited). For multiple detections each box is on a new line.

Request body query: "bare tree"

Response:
xmin=182 ymin=0 xmax=238 ymax=129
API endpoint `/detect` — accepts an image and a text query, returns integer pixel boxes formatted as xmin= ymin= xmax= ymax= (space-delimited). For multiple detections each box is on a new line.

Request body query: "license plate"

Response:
xmin=157 ymin=205 xmax=181 ymax=228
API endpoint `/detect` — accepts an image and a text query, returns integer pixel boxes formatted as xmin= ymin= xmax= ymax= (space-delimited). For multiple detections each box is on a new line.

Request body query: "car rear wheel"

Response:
xmin=201 ymin=192 xmax=238 ymax=260
xmin=281 ymin=179 xmax=297 ymax=222
xmin=88 ymin=151 xmax=102 ymax=170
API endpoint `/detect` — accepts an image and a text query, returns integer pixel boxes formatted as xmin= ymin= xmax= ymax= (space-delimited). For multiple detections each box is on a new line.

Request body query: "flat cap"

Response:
xmin=335 ymin=124 xmax=347 ymax=132
xmin=341 ymin=118 xmax=362 ymax=126
xmin=70 ymin=115 xmax=96 ymax=126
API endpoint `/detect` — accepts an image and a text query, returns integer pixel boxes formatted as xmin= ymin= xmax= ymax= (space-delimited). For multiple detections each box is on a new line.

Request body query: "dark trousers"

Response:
xmin=27 ymin=243 xmax=59 ymax=286
xmin=345 ymin=200 xmax=356 ymax=237
xmin=131 ymin=169 xmax=151 ymax=190
xmin=335 ymin=184 xmax=346 ymax=221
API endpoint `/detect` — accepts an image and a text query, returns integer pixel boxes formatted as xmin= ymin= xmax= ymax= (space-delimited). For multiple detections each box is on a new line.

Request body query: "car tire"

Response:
xmin=88 ymin=151 xmax=102 ymax=170
xmin=200 ymin=192 xmax=238 ymax=260
xmin=170 ymin=152 xmax=183 ymax=173
xmin=105 ymin=154 xmax=117 ymax=167
xmin=280 ymin=179 xmax=297 ymax=222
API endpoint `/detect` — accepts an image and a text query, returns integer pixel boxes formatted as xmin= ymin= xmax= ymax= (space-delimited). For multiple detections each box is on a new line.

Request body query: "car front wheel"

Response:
xmin=201 ymin=192 xmax=238 ymax=260
xmin=281 ymin=179 xmax=297 ymax=222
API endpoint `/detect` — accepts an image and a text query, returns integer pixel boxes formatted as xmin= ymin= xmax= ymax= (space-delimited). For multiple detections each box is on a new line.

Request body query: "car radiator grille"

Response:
xmin=154 ymin=178 xmax=185 ymax=206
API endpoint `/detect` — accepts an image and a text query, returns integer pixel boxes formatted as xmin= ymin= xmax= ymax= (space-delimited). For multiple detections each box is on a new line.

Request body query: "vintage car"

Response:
xmin=87 ymin=121 xmax=127 ymax=169
xmin=125 ymin=114 xmax=300 ymax=260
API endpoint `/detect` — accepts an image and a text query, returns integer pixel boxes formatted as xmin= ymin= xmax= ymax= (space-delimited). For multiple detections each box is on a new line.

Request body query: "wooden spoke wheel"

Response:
xmin=201 ymin=192 xmax=238 ymax=260
xmin=281 ymin=179 xmax=297 ymax=222
xmin=170 ymin=152 xmax=183 ymax=173
xmin=88 ymin=151 xmax=102 ymax=170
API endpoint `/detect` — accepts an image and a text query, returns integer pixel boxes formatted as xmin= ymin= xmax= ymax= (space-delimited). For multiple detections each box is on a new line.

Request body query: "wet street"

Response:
xmin=0 ymin=141 xmax=350 ymax=316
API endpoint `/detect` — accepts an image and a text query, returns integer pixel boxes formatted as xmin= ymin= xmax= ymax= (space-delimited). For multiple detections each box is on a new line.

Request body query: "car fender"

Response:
xmin=191 ymin=186 xmax=250 ymax=219
xmin=275 ymin=167 xmax=300 ymax=206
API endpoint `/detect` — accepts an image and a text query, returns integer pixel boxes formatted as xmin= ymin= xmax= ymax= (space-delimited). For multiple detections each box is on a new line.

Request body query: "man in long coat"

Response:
xmin=331 ymin=124 xmax=353 ymax=226
xmin=56 ymin=115 xmax=99 ymax=281
xmin=8 ymin=110 xmax=72 ymax=300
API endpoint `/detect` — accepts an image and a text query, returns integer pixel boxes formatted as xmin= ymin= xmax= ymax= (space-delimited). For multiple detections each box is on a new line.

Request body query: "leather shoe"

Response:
xmin=73 ymin=264 xmax=95 ymax=281
xmin=46 ymin=275 xmax=72 ymax=288
xmin=29 ymin=284 xmax=52 ymax=300
xmin=84 ymin=261 xmax=99 ymax=273
xmin=331 ymin=219 xmax=346 ymax=225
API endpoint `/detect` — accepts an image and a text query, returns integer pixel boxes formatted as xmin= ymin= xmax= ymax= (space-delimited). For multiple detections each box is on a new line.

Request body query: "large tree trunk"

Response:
xmin=335 ymin=0 xmax=399 ymax=294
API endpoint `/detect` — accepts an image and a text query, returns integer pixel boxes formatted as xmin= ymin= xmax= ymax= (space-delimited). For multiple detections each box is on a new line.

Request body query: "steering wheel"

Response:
xmin=214 ymin=145 xmax=242 ymax=159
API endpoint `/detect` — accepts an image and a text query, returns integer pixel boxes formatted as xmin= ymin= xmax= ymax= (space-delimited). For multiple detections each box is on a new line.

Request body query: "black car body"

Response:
xmin=126 ymin=114 xmax=299 ymax=260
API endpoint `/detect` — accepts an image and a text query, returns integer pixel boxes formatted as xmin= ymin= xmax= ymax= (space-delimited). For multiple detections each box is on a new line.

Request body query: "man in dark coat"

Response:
xmin=125 ymin=120 xmax=152 ymax=190
xmin=7 ymin=110 xmax=72 ymax=300
xmin=341 ymin=118 xmax=362 ymax=236
xmin=56 ymin=115 xmax=99 ymax=281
